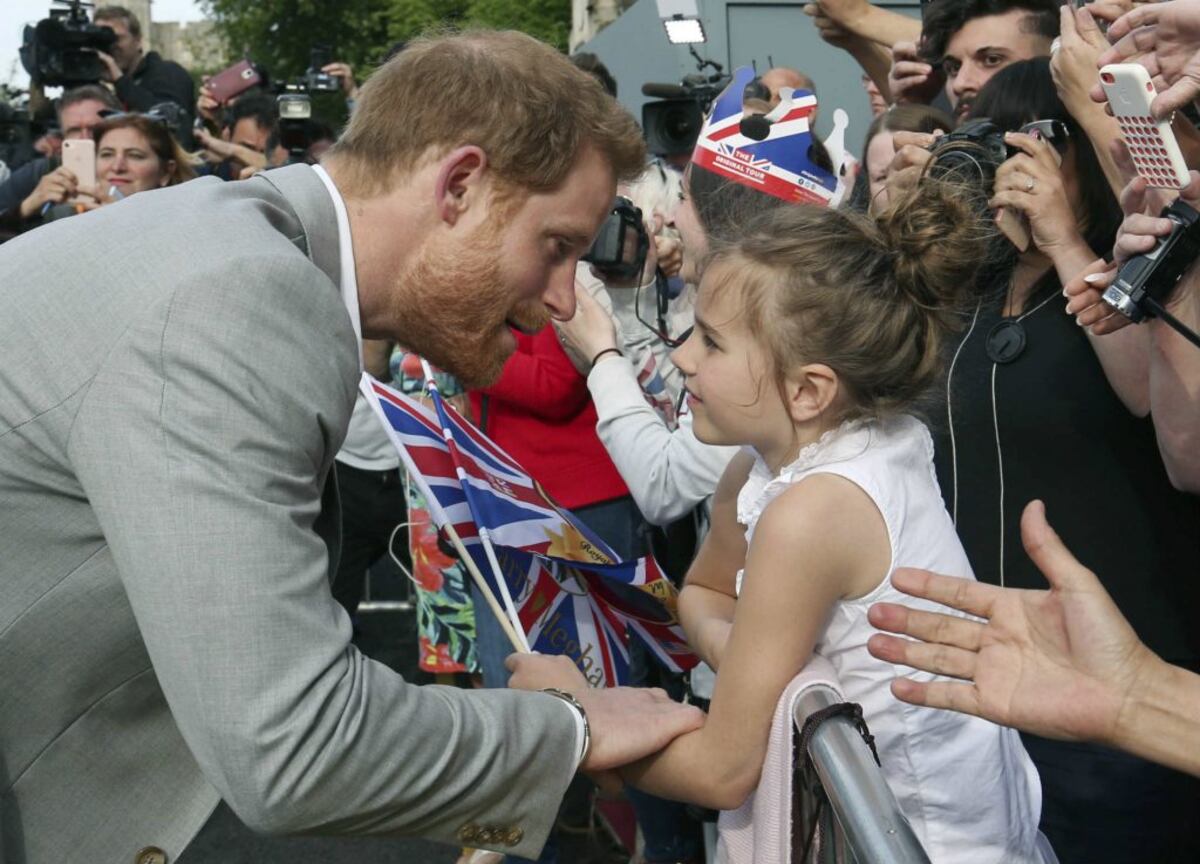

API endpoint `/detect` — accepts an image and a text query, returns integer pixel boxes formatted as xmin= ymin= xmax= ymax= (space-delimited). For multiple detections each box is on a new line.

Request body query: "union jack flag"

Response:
xmin=360 ymin=374 xmax=699 ymax=683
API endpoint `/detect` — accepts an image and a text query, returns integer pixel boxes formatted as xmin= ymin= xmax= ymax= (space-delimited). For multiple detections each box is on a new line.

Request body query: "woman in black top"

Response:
xmin=930 ymin=59 xmax=1200 ymax=864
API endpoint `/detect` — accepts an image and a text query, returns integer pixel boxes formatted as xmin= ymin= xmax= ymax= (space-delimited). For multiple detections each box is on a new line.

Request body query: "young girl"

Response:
xmin=614 ymin=176 xmax=1056 ymax=862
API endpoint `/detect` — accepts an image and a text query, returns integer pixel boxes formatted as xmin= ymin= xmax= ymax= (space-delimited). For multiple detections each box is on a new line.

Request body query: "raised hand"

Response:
xmin=991 ymin=131 xmax=1089 ymax=263
xmin=1097 ymin=0 xmax=1200 ymax=117
xmin=552 ymin=280 xmax=620 ymax=375
xmin=888 ymin=40 xmax=943 ymax=105
xmin=1052 ymin=6 xmax=1111 ymax=112
xmin=866 ymin=500 xmax=1155 ymax=746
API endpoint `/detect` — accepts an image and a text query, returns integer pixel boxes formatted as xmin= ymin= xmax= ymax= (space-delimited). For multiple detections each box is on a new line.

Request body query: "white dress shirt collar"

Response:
xmin=311 ymin=164 xmax=363 ymax=370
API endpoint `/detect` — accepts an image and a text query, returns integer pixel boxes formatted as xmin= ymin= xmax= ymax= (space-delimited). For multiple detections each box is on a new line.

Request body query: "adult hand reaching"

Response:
xmin=1096 ymin=0 xmax=1200 ymax=117
xmin=866 ymin=500 xmax=1154 ymax=746
xmin=506 ymin=653 xmax=706 ymax=776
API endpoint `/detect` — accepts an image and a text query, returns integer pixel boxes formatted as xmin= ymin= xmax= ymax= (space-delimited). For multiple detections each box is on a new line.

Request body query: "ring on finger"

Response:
xmin=1025 ymin=175 xmax=1035 ymax=193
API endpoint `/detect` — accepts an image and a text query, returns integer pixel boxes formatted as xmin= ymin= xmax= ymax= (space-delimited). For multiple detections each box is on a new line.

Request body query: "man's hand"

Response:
xmin=19 ymin=166 xmax=79 ymax=219
xmin=866 ymin=500 xmax=1157 ymax=747
xmin=807 ymin=0 xmax=872 ymax=33
xmin=1097 ymin=0 xmax=1200 ymax=117
xmin=553 ymin=281 xmax=620 ymax=375
xmin=506 ymin=653 xmax=706 ymax=773
xmin=322 ymin=62 xmax=360 ymax=101
xmin=804 ymin=3 xmax=859 ymax=49
xmin=888 ymin=41 xmax=943 ymax=105
xmin=92 ymin=49 xmax=123 ymax=83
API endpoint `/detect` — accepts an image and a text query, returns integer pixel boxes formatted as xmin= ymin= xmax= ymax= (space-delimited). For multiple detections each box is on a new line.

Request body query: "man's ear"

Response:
xmin=784 ymin=363 xmax=840 ymax=424
xmin=434 ymin=145 xmax=488 ymax=226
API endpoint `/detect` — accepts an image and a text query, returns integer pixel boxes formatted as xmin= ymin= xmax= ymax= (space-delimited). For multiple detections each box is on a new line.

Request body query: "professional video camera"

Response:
xmin=641 ymin=47 xmax=730 ymax=157
xmin=19 ymin=0 xmax=117 ymax=88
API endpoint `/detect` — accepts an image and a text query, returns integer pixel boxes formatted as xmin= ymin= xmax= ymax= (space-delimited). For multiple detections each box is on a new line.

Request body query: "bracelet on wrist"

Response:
xmin=589 ymin=347 xmax=622 ymax=369
xmin=541 ymin=687 xmax=591 ymax=766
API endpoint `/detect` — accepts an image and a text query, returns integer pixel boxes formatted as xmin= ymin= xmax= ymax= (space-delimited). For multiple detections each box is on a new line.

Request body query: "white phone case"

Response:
xmin=61 ymin=138 xmax=96 ymax=192
xmin=1100 ymin=63 xmax=1190 ymax=189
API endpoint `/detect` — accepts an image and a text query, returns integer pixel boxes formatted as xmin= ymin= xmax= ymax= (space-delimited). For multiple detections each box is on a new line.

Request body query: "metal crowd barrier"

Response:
xmin=795 ymin=685 xmax=931 ymax=864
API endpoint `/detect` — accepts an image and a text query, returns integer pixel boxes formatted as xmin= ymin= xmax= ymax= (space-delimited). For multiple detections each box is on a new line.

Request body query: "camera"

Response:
xmin=928 ymin=117 xmax=1071 ymax=182
xmin=583 ymin=197 xmax=649 ymax=281
xmin=19 ymin=0 xmax=117 ymax=88
xmin=1104 ymin=199 xmax=1200 ymax=323
xmin=302 ymin=45 xmax=340 ymax=94
xmin=641 ymin=48 xmax=730 ymax=156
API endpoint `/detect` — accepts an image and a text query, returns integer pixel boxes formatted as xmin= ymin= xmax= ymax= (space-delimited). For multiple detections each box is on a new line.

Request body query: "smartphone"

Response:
xmin=61 ymin=138 xmax=95 ymax=193
xmin=205 ymin=59 xmax=261 ymax=104
xmin=1100 ymin=63 xmax=1191 ymax=189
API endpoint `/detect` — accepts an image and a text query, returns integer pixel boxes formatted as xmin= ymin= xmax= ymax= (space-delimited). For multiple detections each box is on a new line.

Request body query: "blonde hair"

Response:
xmin=326 ymin=29 xmax=646 ymax=197
xmin=709 ymin=177 xmax=996 ymax=420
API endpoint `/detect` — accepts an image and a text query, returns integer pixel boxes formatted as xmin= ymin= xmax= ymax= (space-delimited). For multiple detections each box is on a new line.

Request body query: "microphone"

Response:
xmin=642 ymin=82 xmax=690 ymax=99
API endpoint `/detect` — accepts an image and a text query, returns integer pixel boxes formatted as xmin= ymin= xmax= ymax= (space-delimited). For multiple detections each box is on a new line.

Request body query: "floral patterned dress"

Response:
xmin=392 ymin=351 xmax=478 ymax=675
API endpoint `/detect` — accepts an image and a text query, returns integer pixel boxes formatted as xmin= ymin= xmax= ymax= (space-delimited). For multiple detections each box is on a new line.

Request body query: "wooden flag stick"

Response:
xmin=441 ymin=520 xmax=530 ymax=655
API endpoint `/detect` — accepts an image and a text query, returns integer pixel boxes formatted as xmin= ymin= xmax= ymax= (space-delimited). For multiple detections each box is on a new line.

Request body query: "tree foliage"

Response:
xmin=199 ymin=0 xmax=570 ymax=83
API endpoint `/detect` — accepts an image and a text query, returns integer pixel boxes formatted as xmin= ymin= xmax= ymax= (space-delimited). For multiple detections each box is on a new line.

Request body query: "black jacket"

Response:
xmin=114 ymin=51 xmax=196 ymax=146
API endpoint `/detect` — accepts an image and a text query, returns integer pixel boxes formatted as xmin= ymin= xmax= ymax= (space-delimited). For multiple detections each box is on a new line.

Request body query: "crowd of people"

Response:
xmin=2 ymin=1 xmax=1200 ymax=864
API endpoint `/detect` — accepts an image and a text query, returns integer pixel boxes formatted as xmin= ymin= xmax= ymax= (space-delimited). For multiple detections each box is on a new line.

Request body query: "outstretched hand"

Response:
xmin=506 ymin=653 xmax=705 ymax=775
xmin=866 ymin=500 xmax=1156 ymax=746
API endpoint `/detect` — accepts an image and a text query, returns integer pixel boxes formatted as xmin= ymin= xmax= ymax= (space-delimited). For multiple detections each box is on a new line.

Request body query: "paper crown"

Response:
xmin=690 ymin=66 xmax=841 ymax=207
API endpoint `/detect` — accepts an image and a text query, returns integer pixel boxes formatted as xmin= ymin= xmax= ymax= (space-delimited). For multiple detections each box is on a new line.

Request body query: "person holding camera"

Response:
xmin=92 ymin=6 xmax=195 ymax=146
xmin=195 ymin=93 xmax=275 ymax=180
xmin=888 ymin=0 xmax=1059 ymax=122
xmin=900 ymin=57 xmax=1200 ymax=864
xmin=0 ymin=84 xmax=119 ymax=237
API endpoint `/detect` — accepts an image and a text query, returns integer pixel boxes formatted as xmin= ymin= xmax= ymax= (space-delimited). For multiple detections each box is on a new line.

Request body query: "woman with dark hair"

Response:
xmin=931 ymin=57 xmax=1200 ymax=864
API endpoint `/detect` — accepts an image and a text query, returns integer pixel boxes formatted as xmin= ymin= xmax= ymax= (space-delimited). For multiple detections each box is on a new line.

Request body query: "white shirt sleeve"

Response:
xmin=589 ymin=356 xmax=738 ymax=526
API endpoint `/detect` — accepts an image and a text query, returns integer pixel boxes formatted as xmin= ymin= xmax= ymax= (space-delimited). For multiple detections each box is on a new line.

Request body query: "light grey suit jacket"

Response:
xmin=0 ymin=164 xmax=577 ymax=864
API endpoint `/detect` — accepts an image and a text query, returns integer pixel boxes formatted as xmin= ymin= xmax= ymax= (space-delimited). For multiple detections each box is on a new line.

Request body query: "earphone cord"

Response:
xmin=947 ymin=301 xmax=983 ymax=526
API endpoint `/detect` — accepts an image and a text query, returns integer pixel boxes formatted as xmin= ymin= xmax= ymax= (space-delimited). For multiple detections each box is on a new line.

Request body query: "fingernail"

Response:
xmin=1083 ymin=272 xmax=1106 ymax=283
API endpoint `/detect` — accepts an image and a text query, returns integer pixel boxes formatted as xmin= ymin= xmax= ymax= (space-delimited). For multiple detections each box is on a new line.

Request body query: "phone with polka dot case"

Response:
xmin=1100 ymin=63 xmax=1191 ymax=190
